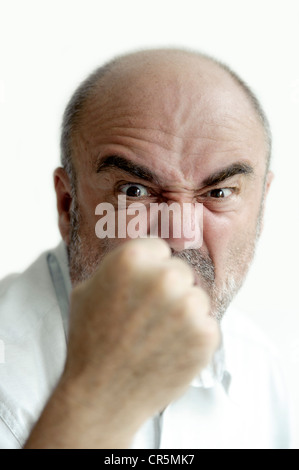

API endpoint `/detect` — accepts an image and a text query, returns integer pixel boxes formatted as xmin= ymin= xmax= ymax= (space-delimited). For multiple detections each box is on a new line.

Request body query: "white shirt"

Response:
xmin=0 ymin=243 xmax=291 ymax=449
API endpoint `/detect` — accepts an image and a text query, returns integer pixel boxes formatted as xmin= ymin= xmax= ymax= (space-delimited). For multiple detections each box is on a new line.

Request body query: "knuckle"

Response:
xmin=157 ymin=266 xmax=183 ymax=291
xmin=181 ymin=288 xmax=211 ymax=316
xmin=170 ymin=258 xmax=194 ymax=279
xmin=115 ymin=239 xmax=154 ymax=266
xmin=117 ymin=245 xmax=137 ymax=268
xmin=113 ymin=241 xmax=146 ymax=271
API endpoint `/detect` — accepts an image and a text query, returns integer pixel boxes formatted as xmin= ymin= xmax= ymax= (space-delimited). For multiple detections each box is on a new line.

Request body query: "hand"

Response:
xmin=25 ymin=238 xmax=220 ymax=449
xmin=64 ymin=238 xmax=220 ymax=438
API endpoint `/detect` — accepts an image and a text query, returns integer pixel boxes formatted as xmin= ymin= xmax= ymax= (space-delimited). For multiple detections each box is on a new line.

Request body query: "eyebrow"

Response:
xmin=201 ymin=162 xmax=254 ymax=187
xmin=96 ymin=155 xmax=160 ymax=184
xmin=96 ymin=155 xmax=254 ymax=188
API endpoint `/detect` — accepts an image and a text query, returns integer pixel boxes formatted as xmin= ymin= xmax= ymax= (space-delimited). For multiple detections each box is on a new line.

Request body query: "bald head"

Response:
xmin=60 ymin=48 xmax=271 ymax=185
xmin=58 ymin=48 xmax=274 ymax=317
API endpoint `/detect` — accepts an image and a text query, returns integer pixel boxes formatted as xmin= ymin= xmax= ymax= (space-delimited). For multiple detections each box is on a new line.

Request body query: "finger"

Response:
xmin=160 ymin=257 xmax=196 ymax=290
xmin=108 ymin=237 xmax=172 ymax=267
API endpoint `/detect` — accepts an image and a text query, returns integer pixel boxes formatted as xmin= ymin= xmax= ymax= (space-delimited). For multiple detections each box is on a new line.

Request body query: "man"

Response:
xmin=0 ymin=48 xmax=291 ymax=449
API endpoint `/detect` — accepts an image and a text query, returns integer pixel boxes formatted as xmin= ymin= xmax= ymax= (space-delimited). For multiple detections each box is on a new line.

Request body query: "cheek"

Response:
xmin=202 ymin=208 xmax=233 ymax=258
xmin=76 ymin=178 xmax=108 ymax=234
xmin=202 ymin=205 xmax=259 ymax=269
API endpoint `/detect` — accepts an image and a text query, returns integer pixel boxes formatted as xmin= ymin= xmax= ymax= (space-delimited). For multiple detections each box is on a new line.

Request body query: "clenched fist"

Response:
xmin=25 ymin=238 xmax=220 ymax=449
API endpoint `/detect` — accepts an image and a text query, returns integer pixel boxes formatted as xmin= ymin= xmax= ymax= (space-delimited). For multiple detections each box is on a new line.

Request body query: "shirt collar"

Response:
xmin=191 ymin=335 xmax=232 ymax=394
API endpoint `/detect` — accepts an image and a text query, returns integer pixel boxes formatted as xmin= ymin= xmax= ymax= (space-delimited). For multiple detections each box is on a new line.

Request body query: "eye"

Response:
xmin=119 ymin=183 xmax=150 ymax=198
xmin=205 ymin=188 xmax=233 ymax=198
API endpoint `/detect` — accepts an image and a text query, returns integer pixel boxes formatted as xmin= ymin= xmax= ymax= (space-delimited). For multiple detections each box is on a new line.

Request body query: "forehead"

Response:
xmin=73 ymin=55 xmax=268 ymax=182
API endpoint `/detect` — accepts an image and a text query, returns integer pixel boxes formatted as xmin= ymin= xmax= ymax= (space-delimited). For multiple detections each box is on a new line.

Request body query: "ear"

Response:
xmin=264 ymin=170 xmax=274 ymax=198
xmin=258 ymin=170 xmax=274 ymax=235
xmin=54 ymin=167 xmax=73 ymax=246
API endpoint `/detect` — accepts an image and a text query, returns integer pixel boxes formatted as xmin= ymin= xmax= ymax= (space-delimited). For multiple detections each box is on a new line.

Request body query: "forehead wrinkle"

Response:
xmin=74 ymin=64 xmax=268 ymax=178
xmin=103 ymin=129 xmax=185 ymax=156
xmin=72 ymin=49 xmax=269 ymax=154
xmin=80 ymin=121 xmax=187 ymax=166
xmin=84 ymin=119 xmax=249 ymax=164
xmin=81 ymin=99 xmax=189 ymax=139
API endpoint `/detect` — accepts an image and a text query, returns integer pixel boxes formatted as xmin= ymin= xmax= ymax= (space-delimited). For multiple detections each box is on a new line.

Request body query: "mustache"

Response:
xmin=172 ymin=248 xmax=215 ymax=285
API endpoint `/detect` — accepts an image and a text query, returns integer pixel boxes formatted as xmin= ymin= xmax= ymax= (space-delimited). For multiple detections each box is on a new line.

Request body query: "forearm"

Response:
xmin=23 ymin=377 xmax=137 ymax=449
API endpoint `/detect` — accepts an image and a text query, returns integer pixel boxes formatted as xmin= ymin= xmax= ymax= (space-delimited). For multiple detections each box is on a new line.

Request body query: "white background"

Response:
xmin=0 ymin=0 xmax=298 ymax=448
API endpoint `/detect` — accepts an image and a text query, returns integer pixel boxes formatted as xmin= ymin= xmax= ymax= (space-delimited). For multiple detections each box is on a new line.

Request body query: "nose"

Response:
xmin=149 ymin=201 xmax=203 ymax=252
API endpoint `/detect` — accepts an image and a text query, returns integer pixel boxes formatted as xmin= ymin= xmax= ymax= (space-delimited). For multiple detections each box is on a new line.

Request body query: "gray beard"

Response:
xmin=173 ymin=249 xmax=241 ymax=321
